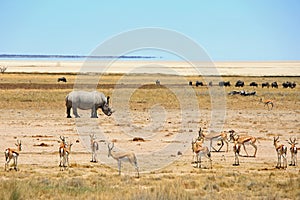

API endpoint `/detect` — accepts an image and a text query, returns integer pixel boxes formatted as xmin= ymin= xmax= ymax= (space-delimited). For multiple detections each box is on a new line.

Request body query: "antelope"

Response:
xmin=288 ymin=137 xmax=298 ymax=166
xmin=232 ymin=139 xmax=241 ymax=166
xmin=90 ymin=134 xmax=99 ymax=163
xmin=260 ymin=98 xmax=274 ymax=110
xmin=198 ymin=128 xmax=228 ymax=152
xmin=191 ymin=139 xmax=212 ymax=169
xmin=273 ymin=136 xmax=287 ymax=169
xmin=60 ymin=142 xmax=73 ymax=170
xmin=59 ymin=136 xmax=67 ymax=167
xmin=229 ymin=130 xmax=257 ymax=157
xmin=107 ymin=143 xmax=139 ymax=178
xmin=5 ymin=140 xmax=22 ymax=171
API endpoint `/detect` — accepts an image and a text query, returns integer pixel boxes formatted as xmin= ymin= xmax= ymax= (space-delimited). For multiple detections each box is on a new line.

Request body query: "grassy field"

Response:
xmin=0 ymin=73 xmax=299 ymax=199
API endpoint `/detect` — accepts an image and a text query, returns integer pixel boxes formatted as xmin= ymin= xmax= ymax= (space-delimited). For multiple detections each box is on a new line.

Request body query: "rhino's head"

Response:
xmin=101 ymin=96 xmax=114 ymax=116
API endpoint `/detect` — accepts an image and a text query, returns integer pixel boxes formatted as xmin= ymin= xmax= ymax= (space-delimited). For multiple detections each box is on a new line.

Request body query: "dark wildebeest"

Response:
xmin=262 ymin=82 xmax=270 ymax=88
xmin=196 ymin=81 xmax=203 ymax=87
xmin=189 ymin=81 xmax=193 ymax=86
xmin=235 ymin=80 xmax=244 ymax=87
xmin=208 ymin=81 xmax=213 ymax=87
xmin=219 ymin=81 xmax=231 ymax=87
xmin=271 ymin=82 xmax=278 ymax=88
xmin=57 ymin=77 xmax=67 ymax=82
xmin=228 ymin=91 xmax=241 ymax=95
xmin=283 ymin=81 xmax=296 ymax=89
xmin=249 ymin=82 xmax=258 ymax=87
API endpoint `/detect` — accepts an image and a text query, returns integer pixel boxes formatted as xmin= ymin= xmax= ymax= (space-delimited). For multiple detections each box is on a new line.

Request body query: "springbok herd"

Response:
xmin=191 ymin=128 xmax=299 ymax=169
xmin=4 ymin=126 xmax=298 ymax=176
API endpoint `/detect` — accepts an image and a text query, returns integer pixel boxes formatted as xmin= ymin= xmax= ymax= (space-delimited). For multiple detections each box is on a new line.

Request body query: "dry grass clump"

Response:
xmin=0 ymin=167 xmax=299 ymax=199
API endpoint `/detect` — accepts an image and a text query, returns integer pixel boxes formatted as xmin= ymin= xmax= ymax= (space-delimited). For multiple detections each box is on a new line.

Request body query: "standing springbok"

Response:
xmin=59 ymin=136 xmax=73 ymax=170
xmin=90 ymin=134 xmax=99 ymax=163
xmin=5 ymin=140 xmax=22 ymax=171
xmin=198 ymin=129 xmax=228 ymax=152
xmin=229 ymin=130 xmax=257 ymax=157
xmin=273 ymin=136 xmax=287 ymax=169
xmin=260 ymin=98 xmax=274 ymax=110
xmin=191 ymin=139 xmax=212 ymax=169
xmin=107 ymin=143 xmax=139 ymax=178
xmin=288 ymin=137 xmax=298 ymax=166
xmin=232 ymin=138 xmax=241 ymax=166
xmin=59 ymin=136 xmax=67 ymax=167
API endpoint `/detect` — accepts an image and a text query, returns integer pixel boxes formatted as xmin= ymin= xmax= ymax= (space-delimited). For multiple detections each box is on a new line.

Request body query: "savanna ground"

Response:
xmin=0 ymin=73 xmax=299 ymax=199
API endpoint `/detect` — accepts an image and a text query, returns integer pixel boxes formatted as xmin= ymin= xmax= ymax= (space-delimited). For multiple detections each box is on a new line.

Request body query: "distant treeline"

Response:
xmin=0 ymin=54 xmax=156 ymax=59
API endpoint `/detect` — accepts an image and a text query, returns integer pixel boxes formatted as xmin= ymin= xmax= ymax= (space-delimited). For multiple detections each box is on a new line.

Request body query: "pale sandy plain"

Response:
xmin=0 ymin=60 xmax=299 ymax=199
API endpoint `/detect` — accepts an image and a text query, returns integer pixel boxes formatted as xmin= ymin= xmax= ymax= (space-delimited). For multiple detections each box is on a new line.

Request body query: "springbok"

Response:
xmin=107 ymin=143 xmax=139 ymax=178
xmin=288 ymin=137 xmax=298 ymax=166
xmin=232 ymin=139 xmax=241 ymax=166
xmin=260 ymin=98 xmax=274 ymax=110
xmin=59 ymin=136 xmax=73 ymax=170
xmin=229 ymin=130 xmax=257 ymax=157
xmin=273 ymin=136 xmax=287 ymax=169
xmin=191 ymin=139 xmax=212 ymax=169
xmin=198 ymin=128 xmax=228 ymax=152
xmin=59 ymin=136 xmax=67 ymax=167
xmin=5 ymin=140 xmax=22 ymax=171
xmin=90 ymin=134 xmax=99 ymax=163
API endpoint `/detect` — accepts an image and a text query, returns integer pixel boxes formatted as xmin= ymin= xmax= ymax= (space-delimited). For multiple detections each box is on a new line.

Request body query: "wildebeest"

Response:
xmin=195 ymin=81 xmax=203 ymax=87
xmin=271 ymin=82 xmax=278 ymax=88
xmin=282 ymin=81 xmax=296 ymax=88
xmin=189 ymin=81 xmax=193 ymax=86
xmin=219 ymin=81 xmax=231 ymax=87
xmin=235 ymin=80 xmax=244 ymax=87
xmin=208 ymin=81 xmax=213 ymax=87
xmin=240 ymin=91 xmax=256 ymax=96
xmin=65 ymin=91 xmax=114 ymax=118
xmin=262 ymin=82 xmax=270 ymax=88
xmin=249 ymin=82 xmax=258 ymax=87
xmin=228 ymin=91 xmax=241 ymax=95
xmin=57 ymin=77 xmax=67 ymax=82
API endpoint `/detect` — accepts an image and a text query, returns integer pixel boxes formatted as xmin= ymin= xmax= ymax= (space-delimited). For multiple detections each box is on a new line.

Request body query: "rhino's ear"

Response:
xmin=107 ymin=96 xmax=110 ymax=105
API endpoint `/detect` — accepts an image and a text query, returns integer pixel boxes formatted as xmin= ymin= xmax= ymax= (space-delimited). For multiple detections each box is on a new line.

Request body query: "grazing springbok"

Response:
xmin=90 ymin=134 xmax=99 ymax=163
xmin=107 ymin=143 xmax=139 ymax=178
xmin=229 ymin=130 xmax=257 ymax=157
xmin=273 ymin=136 xmax=287 ymax=169
xmin=198 ymin=128 xmax=228 ymax=152
xmin=191 ymin=139 xmax=212 ymax=169
xmin=288 ymin=137 xmax=298 ymax=166
xmin=232 ymin=139 xmax=241 ymax=166
xmin=5 ymin=140 xmax=22 ymax=171
xmin=260 ymin=98 xmax=274 ymax=110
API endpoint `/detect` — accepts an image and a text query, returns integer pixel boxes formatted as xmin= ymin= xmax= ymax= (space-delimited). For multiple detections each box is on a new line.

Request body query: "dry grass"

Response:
xmin=0 ymin=73 xmax=299 ymax=199
xmin=0 ymin=166 xmax=299 ymax=200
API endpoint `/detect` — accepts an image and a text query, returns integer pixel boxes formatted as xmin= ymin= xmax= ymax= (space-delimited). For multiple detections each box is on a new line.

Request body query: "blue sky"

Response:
xmin=0 ymin=0 xmax=299 ymax=61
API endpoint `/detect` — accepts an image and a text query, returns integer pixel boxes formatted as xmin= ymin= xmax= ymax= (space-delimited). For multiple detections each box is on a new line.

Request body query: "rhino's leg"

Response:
xmin=66 ymin=100 xmax=72 ymax=118
xmin=91 ymin=106 xmax=98 ymax=118
xmin=66 ymin=106 xmax=72 ymax=118
xmin=73 ymin=106 xmax=80 ymax=118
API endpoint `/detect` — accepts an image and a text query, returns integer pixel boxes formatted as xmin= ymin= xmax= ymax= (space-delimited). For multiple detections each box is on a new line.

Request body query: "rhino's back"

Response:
xmin=66 ymin=91 xmax=106 ymax=110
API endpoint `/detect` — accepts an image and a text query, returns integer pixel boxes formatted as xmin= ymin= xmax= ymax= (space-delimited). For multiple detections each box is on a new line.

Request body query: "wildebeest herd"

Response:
xmin=189 ymin=80 xmax=297 ymax=88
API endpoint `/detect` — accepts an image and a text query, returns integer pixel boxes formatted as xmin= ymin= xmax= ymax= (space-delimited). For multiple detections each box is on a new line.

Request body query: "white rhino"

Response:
xmin=65 ymin=91 xmax=114 ymax=118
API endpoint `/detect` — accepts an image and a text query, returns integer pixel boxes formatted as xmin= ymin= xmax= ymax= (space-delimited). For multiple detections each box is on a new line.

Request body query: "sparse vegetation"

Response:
xmin=0 ymin=73 xmax=299 ymax=199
